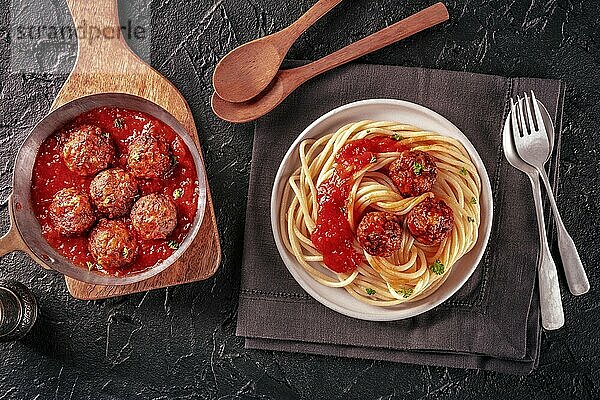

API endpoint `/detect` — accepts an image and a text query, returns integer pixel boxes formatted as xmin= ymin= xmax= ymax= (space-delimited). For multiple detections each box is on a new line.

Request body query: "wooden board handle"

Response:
xmin=65 ymin=0 xmax=134 ymax=70
xmin=66 ymin=0 xmax=120 ymax=27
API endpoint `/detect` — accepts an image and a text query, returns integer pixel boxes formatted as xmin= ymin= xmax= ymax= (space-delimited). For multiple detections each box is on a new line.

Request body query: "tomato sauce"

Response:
xmin=310 ymin=137 xmax=406 ymax=273
xmin=31 ymin=107 xmax=199 ymax=276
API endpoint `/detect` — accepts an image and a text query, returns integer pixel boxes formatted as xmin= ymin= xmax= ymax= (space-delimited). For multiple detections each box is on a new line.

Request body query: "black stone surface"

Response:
xmin=0 ymin=0 xmax=599 ymax=398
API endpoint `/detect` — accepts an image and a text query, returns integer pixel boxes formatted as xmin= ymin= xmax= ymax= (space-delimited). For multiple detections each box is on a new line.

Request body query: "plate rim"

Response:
xmin=270 ymin=98 xmax=494 ymax=321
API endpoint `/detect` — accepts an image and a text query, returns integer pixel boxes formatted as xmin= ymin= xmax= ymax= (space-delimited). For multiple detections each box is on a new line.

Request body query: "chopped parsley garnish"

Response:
xmin=470 ymin=197 xmax=477 ymax=205
xmin=413 ymin=162 xmax=424 ymax=176
xmin=86 ymin=261 xmax=95 ymax=271
xmin=167 ymin=240 xmax=180 ymax=250
xmin=430 ymin=259 xmax=445 ymax=275
xmin=399 ymin=287 xmax=413 ymax=298
xmin=170 ymin=154 xmax=178 ymax=167
xmin=370 ymin=154 xmax=377 ymax=163
xmin=114 ymin=118 xmax=125 ymax=129
xmin=130 ymin=152 xmax=141 ymax=161
xmin=365 ymin=129 xmax=371 ymax=134
xmin=102 ymin=131 xmax=110 ymax=139
xmin=392 ymin=133 xmax=404 ymax=141
xmin=365 ymin=288 xmax=376 ymax=295
xmin=122 ymin=247 xmax=129 ymax=258
xmin=459 ymin=167 xmax=468 ymax=176
xmin=173 ymin=188 xmax=184 ymax=199
xmin=467 ymin=216 xmax=475 ymax=223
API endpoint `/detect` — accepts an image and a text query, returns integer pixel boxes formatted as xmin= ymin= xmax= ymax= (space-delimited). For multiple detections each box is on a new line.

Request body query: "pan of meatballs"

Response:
xmin=0 ymin=93 xmax=207 ymax=286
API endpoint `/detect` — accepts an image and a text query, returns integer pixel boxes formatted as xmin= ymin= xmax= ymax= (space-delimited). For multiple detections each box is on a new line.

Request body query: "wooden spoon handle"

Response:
xmin=283 ymin=0 xmax=344 ymax=40
xmin=291 ymin=2 xmax=449 ymax=82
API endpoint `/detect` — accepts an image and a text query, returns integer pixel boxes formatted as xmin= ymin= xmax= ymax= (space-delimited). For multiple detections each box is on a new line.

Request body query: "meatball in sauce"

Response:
xmin=388 ymin=150 xmax=437 ymax=197
xmin=62 ymin=124 xmax=115 ymax=176
xmin=89 ymin=219 xmax=138 ymax=271
xmin=90 ymin=168 xmax=138 ymax=218
xmin=127 ymin=125 xmax=173 ymax=179
xmin=131 ymin=193 xmax=178 ymax=240
xmin=357 ymin=211 xmax=404 ymax=257
xmin=49 ymin=188 xmax=96 ymax=235
xmin=406 ymin=198 xmax=454 ymax=246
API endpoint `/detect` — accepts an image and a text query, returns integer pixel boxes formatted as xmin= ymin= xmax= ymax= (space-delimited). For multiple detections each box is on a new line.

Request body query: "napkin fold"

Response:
xmin=237 ymin=62 xmax=565 ymax=375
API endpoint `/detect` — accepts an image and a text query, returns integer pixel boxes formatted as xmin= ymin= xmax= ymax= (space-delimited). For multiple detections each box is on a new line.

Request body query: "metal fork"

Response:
xmin=505 ymin=98 xmax=563 ymax=330
xmin=512 ymin=92 xmax=590 ymax=297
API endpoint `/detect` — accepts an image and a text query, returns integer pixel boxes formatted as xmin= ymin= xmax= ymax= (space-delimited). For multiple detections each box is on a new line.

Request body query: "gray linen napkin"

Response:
xmin=237 ymin=62 xmax=565 ymax=375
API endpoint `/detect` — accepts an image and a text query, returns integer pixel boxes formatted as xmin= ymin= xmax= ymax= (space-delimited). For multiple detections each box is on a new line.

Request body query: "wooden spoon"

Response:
xmin=213 ymin=0 xmax=343 ymax=103
xmin=212 ymin=2 xmax=449 ymax=123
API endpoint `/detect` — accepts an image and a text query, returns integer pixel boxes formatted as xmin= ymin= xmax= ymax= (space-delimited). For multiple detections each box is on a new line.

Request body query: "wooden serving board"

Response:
xmin=52 ymin=0 xmax=221 ymax=300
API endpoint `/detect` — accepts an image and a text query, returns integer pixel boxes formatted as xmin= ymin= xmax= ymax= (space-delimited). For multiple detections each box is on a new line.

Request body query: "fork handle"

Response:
xmin=536 ymin=167 xmax=590 ymax=296
xmin=528 ymin=172 xmax=564 ymax=330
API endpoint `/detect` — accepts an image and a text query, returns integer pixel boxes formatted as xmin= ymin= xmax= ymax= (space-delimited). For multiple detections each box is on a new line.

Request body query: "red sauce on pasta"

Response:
xmin=31 ymin=107 xmax=199 ymax=276
xmin=311 ymin=137 xmax=406 ymax=273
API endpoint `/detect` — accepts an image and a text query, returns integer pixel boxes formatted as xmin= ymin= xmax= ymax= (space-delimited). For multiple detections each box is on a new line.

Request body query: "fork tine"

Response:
xmin=510 ymin=97 xmax=520 ymax=136
xmin=530 ymin=91 xmax=545 ymax=134
xmin=517 ymin=96 xmax=529 ymax=135
xmin=523 ymin=92 xmax=536 ymax=132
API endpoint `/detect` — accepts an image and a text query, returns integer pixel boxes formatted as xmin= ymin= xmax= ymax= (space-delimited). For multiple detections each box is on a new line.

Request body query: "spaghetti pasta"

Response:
xmin=280 ymin=120 xmax=481 ymax=306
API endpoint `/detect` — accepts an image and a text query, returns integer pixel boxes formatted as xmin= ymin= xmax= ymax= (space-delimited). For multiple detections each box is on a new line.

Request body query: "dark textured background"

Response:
xmin=1 ymin=0 xmax=599 ymax=398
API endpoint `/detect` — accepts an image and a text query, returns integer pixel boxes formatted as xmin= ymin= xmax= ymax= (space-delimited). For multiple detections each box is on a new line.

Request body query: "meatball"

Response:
xmin=62 ymin=124 xmax=115 ymax=176
xmin=49 ymin=188 xmax=96 ymax=235
xmin=127 ymin=128 xmax=172 ymax=179
xmin=406 ymin=198 xmax=454 ymax=246
xmin=357 ymin=211 xmax=404 ymax=257
xmin=88 ymin=219 xmax=137 ymax=270
xmin=388 ymin=150 xmax=437 ymax=197
xmin=130 ymin=193 xmax=177 ymax=240
xmin=90 ymin=168 xmax=138 ymax=218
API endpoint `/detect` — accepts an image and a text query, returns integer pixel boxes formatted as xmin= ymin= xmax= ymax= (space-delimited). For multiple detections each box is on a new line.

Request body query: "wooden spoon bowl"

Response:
xmin=212 ymin=0 xmax=343 ymax=103
xmin=213 ymin=35 xmax=286 ymax=103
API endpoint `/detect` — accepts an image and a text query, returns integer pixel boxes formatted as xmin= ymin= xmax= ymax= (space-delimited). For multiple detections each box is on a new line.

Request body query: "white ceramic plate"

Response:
xmin=271 ymin=99 xmax=493 ymax=321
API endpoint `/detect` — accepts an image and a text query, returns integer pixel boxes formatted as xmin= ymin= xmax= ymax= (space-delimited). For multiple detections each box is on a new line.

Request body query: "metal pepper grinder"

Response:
xmin=0 ymin=280 xmax=37 ymax=342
